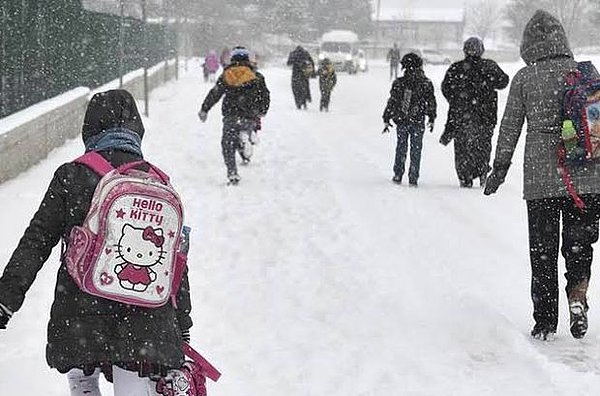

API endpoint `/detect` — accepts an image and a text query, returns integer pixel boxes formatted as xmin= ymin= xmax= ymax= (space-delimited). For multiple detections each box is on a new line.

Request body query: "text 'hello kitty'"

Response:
xmin=130 ymin=198 xmax=164 ymax=225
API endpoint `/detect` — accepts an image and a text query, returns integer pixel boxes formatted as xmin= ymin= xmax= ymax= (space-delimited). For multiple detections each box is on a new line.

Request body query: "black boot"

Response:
xmin=568 ymin=280 xmax=589 ymax=339
xmin=569 ymin=301 xmax=588 ymax=339
xmin=530 ymin=323 xmax=556 ymax=341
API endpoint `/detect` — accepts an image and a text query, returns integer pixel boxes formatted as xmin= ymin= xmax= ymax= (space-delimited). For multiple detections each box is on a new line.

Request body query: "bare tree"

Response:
xmin=503 ymin=0 xmax=594 ymax=46
xmin=546 ymin=0 xmax=586 ymax=38
xmin=466 ymin=0 xmax=502 ymax=41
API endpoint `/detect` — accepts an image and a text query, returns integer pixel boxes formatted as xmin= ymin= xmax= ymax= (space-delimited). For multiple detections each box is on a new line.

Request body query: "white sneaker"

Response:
xmin=239 ymin=131 xmax=253 ymax=160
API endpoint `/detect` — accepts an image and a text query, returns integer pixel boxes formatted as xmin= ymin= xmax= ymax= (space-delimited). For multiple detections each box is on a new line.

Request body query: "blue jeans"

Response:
xmin=393 ymin=123 xmax=424 ymax=183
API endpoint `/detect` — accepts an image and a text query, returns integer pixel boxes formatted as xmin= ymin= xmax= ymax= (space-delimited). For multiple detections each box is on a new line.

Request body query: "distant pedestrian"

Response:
xmin=383 ymin=53 xmax=436 ymax=186
xmin=387 ymin=43 xmax=401 ymax=80
xmin=287 ymin=46 xmax=315 ymax=110
xmin=317 ymin=58 xmax=337 ymax=112
xmin=440 ymin=37 xmax=509 ymax=188
xmin=203 ymin=50 xmax=220 ymax=83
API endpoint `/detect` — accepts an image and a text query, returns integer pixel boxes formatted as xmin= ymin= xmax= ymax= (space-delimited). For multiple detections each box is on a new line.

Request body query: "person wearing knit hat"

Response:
xmin=199 ymin=46 xmax=271 ymax=185
xmin=484 ymin=10 xmax=600 ymax=341
xmin=463 ymin=37 xmax=485 ymax=58
xmin=441 ymin=36 xmax=509 ymax=188
xmin=383 ymin=52 xmax=437 ymax=186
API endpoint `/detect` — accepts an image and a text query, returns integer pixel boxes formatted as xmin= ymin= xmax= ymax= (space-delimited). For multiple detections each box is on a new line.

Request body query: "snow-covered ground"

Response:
xmin=2 ymin=58 xmax=600 ymax=395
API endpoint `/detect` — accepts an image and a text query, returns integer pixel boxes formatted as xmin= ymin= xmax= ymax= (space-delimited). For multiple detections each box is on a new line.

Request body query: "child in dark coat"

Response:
xmin=383 ymin=53 xmax=437 ymax=186
xmin=0 ymin=89 xmax=192 ymax=395
xmin=317 ymin=58 xmax=337 ymax=112
xmin=199 ymin=46 xmax=271 ymax=184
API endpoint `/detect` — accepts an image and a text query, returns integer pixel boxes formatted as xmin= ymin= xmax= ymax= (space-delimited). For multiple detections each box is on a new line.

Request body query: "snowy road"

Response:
xmin=2 ymin=59 xmax=600 ymax=395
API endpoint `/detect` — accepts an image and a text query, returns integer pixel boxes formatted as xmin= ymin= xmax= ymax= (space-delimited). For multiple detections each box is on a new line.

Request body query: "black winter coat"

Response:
xmin=287 ymin=46 xmax=315 ymax=104
xmin=318 ymin=63 xmax=337 ymax=93
xmin=0 ymin=90 xmax=192 ymax=377
xmin=383 ymin=69 xmax=437 ymax=125
xmin=442 ymin=56 xmax=509 ymax=134
xmin=287 ymin=46 xmax=315 ymax=81
xmin=201 ymin=61 xmax=270 ymax=121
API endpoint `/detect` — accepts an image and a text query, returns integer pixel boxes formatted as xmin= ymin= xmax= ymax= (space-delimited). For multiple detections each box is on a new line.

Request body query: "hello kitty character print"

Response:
xmin=65 ymin=152 xmax=188 ymax=308
xmin=115 ymin=224 xmax=166 ymax=292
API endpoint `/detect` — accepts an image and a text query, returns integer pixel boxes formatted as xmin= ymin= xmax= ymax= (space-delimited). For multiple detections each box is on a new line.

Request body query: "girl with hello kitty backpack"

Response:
xmin=0 ymin=89 xmax=219 ymax=395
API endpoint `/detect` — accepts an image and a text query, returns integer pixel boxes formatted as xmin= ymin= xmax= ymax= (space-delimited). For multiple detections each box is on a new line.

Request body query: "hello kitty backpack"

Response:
xmin=64 ymin=152 xmax=187 ymax=308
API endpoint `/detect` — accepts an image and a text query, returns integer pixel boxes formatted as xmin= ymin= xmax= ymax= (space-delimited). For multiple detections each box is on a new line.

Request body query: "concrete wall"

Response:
xmin=0 ymin=88 xmax=90 ymax=183
xmin=0 ymin=61 xmax=177 ymax=184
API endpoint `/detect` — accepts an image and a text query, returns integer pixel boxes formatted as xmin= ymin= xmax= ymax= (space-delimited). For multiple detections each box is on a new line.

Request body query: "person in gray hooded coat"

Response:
xmin=484 ymin=10 xmax=600 ymax=341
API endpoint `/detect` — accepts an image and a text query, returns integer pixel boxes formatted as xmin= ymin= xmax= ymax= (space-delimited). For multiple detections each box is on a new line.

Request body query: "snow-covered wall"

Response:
xmin=0 ymin=88 xmax=90 ymax=184
xmin=0 ymin=60 xmax=178 ymax=184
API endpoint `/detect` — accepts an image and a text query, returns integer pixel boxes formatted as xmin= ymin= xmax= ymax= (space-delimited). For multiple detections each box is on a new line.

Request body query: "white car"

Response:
xmin=405 ymin=48 xmax=451 ymax=65
xmin=318 ymin=30 xmax=361 ymax=74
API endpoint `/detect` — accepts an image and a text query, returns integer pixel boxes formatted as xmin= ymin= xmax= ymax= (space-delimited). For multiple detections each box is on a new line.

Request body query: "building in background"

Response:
xmin=373 ymin=7 xmax=465 ymax=50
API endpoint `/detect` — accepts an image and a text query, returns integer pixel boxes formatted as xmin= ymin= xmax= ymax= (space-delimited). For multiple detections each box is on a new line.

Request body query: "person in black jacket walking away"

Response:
xmin=287 ymin=45 xmax=315 ymax=110
xmin=383 ymin=53 xmax=437 ymax=186
xmin=441 ymin=37 xmax=509 ymax=188
xmin=317 ymin=58 xmax=337 ymax=112
xmin=0 ymin=89 xmax=193 ymax=395
xmin=199 ymin=46 xmax=271 ymax=185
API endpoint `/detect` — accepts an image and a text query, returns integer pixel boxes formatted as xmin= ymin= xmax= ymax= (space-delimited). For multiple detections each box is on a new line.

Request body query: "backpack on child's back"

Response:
xmin=64 ymin=152 xmax=222 ymax=396
xmin=559 ymin=61 xmax=600 ymax=209
xmin=64 ymin=152 xmax=188 ymax=308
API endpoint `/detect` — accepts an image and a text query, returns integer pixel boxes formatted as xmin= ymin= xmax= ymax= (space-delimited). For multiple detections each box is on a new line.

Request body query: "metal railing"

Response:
xmin=0 ymin=0 xmax=175 ymax=119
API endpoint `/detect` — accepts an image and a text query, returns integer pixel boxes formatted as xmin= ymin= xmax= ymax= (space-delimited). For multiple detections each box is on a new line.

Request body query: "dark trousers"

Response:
xmin=393 ymin=123 xmax=424 ymax=183
xmin=222 ymin=117 xmax=255 ymax=176
xmin=527 ymin=195 xmax=600 ymax=331
xmin=320 ymin=88 xmax=332 ymax=110
xmin=292 ymin=74 xmax=311 ymax=109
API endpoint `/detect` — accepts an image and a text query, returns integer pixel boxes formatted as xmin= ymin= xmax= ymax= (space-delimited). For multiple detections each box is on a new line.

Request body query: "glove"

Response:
xmin=0 ymin=302 xmax=13 ymax=330
xmin=382 ymin=122 xmax=392 ymax=134
xmin=427 ymin=121 xmax=434 ymax=133
xmin=198 ymin=110 xmax=208 ymax=122
xmin=181 ymin=328 xmax=191 ymax=343
xmin=483 ymin=164 xmax=510 ymax=196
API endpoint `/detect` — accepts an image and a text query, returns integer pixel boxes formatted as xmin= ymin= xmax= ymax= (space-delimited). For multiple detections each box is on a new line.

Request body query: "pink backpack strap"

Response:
xmin=75 ymin=153 xmax=170 ymax=184
xmin=74 ymin=152 xmax=114 ymax=176
xmin=557 ymin=146 xmax=585 ymax=211
xmin=183 ymin=343 xmax=221 ymax=382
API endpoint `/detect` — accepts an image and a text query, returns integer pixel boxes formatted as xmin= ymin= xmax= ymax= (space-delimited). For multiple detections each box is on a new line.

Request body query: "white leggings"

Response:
xmin=67 ymin=366 xmax=158 ymax=396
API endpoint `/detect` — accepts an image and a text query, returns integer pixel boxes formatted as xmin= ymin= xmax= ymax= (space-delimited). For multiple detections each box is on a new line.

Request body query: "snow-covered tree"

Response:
xmin=503 ymin=0 xmax=593 ymax=46
xmin=466 ymin=0 xmax=502 ymax=41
